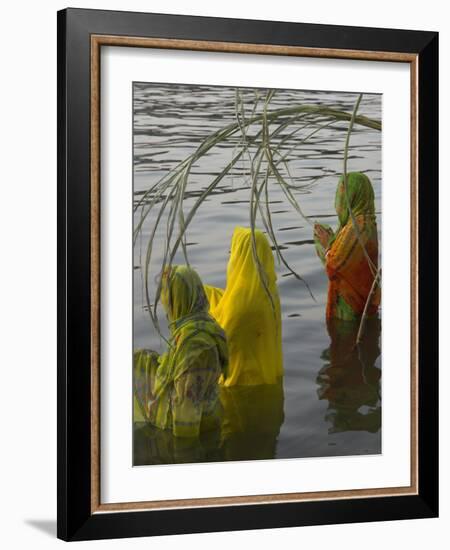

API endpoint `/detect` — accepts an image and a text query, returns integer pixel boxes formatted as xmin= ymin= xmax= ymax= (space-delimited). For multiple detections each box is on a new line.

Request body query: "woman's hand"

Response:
xmin=314 ymin=223 xmax=333 ymax=249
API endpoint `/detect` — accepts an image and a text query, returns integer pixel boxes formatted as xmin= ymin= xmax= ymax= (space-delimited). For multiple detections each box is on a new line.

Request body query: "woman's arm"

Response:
xmin=172 ymin=369 xmax=205 ymax=438
xmin=314 ymin=223 xmax=334 ymax=265
xmin=133 ymin=349 xmax=160 ymax=422
xmin=172 ymin=350 xmax=219 ymax=438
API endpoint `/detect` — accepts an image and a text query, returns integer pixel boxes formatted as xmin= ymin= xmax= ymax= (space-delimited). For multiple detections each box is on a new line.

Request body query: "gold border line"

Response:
xmin=90 ymin=34 xmax=419 ymax=514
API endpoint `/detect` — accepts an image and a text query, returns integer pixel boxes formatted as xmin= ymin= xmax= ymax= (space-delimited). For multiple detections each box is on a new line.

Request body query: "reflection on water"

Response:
xmin=134 ymin=422 xmax=223 ymax=466
xmin=220 ymin=382 xmax=285 ymax=461
xmin=134 ymin=382 xmax=285 ymax=465
xmin=133 ymin=82 xmax=382 ymax=465
xmin=317 ymin=318 xmax=381 ymax=437
xmin=134 ymin=316 xmax=381 ymax=465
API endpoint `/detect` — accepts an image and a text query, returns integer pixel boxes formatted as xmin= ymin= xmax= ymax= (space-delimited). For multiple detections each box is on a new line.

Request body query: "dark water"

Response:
xmin=133 ymin=83 xmax=382 ymax=465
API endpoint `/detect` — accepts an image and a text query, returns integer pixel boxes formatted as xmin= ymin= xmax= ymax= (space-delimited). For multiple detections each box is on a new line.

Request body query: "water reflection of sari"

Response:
xmin=133 ymin=422 xmax=223 ymax=465
xmin=220 ymin=382 xmax=285 ymax=460
xmin=317 ymin=318 xmax=381 ymax=434
xmin=133 ymin=382 xmax=285 ymax=464
xmin=314 ymin=172 xmax=380 ymax=321
xmin=205 ymin=227 xmax=283 ymax=386
xmin=134 ymin=265 xmax=228 ymax=438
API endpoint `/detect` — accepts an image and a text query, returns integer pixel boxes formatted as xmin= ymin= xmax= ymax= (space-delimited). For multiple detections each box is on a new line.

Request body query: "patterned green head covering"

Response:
xmin=161 ymin=265 xmax=209 ymax=327
xmin=155 ymin=265 xmax=228 ymax=399
xmin=335 ymin=172 xmax=375 ymax=228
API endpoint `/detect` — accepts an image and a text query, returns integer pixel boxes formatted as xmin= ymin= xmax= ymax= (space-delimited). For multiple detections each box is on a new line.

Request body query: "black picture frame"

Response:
xmin=57 ymin=7 xmax=438 ymax=541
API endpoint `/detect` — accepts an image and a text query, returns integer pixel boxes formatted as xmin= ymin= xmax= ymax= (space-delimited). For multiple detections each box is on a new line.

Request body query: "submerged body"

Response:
xmin=220 ymin=381 xmax=285 ymax=460
xmin=314 ymin=172 xmax=380 ymax=321
xmin=317 ymin=317 xmax=381 ymax=434
xmin=134 ymin=265 xmax=228 ymax=438
xmin=205 ymin=226 xmax=283 ymax=386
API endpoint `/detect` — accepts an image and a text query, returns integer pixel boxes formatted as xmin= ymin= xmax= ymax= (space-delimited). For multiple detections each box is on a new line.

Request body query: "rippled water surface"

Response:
xmin=133 ymin=83 xmax=382 ymax=465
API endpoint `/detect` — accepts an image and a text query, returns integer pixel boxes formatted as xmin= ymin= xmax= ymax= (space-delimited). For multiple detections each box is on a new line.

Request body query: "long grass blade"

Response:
xmin=136 ymin=91 xmax=382 ymax=332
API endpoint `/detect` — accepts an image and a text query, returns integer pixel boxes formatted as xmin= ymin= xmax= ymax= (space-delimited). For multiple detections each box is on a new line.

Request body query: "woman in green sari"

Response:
xmin=134 ymin=265 xmax=228 ymax=438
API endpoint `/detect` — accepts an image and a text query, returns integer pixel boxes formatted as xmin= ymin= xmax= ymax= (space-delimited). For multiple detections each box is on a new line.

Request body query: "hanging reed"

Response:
xmin=134 ymin=90 xmax=382 ymax=336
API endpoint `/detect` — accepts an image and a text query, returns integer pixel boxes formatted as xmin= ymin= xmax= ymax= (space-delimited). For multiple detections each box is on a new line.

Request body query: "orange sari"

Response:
xmin=325 ymin=214 xmax=380 ymax=320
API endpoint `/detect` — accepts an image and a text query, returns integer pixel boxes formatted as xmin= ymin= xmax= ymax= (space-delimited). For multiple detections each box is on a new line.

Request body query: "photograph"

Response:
xmin=132 ymin=82 xmax=382 ymax=467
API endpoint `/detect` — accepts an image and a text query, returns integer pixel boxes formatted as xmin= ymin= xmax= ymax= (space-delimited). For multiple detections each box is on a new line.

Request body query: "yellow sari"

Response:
xmin=205 ymin=227 xmax=283 ymax=386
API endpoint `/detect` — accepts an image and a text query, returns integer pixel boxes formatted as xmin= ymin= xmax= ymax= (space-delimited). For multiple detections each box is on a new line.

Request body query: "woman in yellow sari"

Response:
xmin=314 ymin=172 xmax=380 ymax=321
xmin=134 ymin=265 xmax=228 ymax=438
xmin=205 ymin=226 xmax=283 ymax=386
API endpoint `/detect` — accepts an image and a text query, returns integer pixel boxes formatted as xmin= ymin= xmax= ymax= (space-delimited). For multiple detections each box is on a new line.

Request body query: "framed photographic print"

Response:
xmin=57 ymin=8 xmax=439 ymax=541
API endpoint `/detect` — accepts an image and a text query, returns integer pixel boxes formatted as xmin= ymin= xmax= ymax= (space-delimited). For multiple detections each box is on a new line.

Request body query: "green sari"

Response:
xmin=134 ymin=265 xmax=228 ymax=438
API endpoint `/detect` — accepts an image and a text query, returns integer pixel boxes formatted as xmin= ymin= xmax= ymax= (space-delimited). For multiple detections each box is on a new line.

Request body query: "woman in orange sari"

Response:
xmin=314 ymin=172 xmax=380 ymax=321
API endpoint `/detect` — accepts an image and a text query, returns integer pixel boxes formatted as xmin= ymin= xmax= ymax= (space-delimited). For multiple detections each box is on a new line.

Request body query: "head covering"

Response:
xmin=161 ymin=264 xmax=209 ymax=324
xmin=314 ymin=172 xmax=375 ymax=254
xmin=207 ymin=227 xmax=283 ymax=386
xmin=225 ymin=226 xmax=277 ymax=288
xmin=335 ymin=172 xmax=375 ymax=228
xmin=155 ymin=265 xmax=228 ymax=399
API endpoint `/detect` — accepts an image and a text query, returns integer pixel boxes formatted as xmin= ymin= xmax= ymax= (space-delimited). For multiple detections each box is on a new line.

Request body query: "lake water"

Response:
xmin=133 ymin=83 xmax=382 ymax=465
